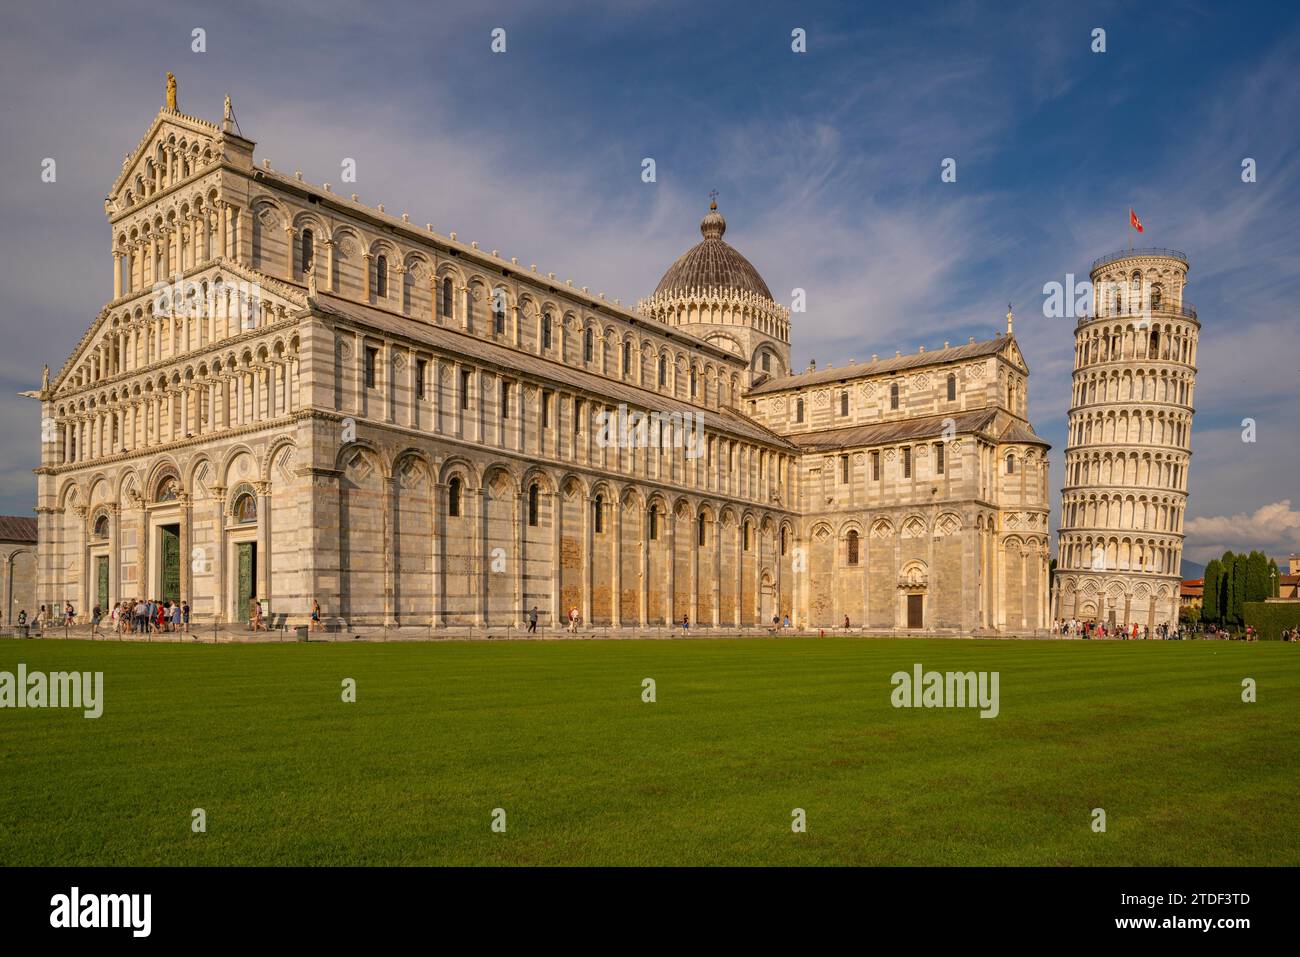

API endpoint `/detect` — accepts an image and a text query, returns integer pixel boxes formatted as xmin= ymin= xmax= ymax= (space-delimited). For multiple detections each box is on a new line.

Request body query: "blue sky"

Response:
xmin=2 ymin=0 xmax=1298 ymax=562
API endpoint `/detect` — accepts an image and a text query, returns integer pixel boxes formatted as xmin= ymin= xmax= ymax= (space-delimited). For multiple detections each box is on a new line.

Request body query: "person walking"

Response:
xmin=181 ymin=600 xmax=190 ymax=636
xmin=567 ymin=606 xmax=578 ymax=633
xmin=681 ymin=613 xmax=689 ymax=631
xmin=64 ymin=601 xmax=75 ymax=627
xmin=310 ymin=599 xmax=321 ymax=633
xmin=527 ymin=606 xmax=538 ymax=634
xmin=171 ymin=601 xmax=183 ymax=634
xmin=252 ymin=598 xmax=264 ymax=631
xmin=90 ymin=604 xmax=102 ymax=638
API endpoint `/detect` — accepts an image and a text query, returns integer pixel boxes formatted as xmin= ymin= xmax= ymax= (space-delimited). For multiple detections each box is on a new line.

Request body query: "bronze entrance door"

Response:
xmin=160 ymin=525 xmax=180 ymax=604
xmin=96 ymin=556 xmax=109 ymax=612
xmin=237 ymin=542 xmax=256 ymax=622
xmin=906 ymin=593 xmax=923 ymax=629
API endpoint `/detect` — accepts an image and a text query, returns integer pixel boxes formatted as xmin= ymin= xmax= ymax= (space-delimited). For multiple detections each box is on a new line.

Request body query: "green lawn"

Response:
xmin=0 ymin=637 xmax=1296 ymax=866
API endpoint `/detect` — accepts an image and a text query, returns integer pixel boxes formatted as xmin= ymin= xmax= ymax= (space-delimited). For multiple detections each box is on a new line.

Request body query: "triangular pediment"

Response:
xmin=1000 ymin=338 xmax=1028 ymax=373
xmin=51 ymin=259 xmax=307 ymax=397
xmin=107 ymin=108 xmax=223 ymax=213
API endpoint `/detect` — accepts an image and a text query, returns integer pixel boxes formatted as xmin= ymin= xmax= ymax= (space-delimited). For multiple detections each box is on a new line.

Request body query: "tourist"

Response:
xmin=252 ymin=598 xmax=264 ymax=631
xmin=17 ymin=609 xmax=27 ymax=627
xmin=843 ymin=614 xmax=850 ymax=629
xmin=91 ymin=604 xmax=102 ymax=638
xmin=568 ymin=606 xmax=578 ymax=633
xmin=171 ymin=601 xmax=183 ymax=633
xmin=783 ymin=613 xmax=791 ymax=629
xmin=528 ymin=606 xmax=538 ymax=634
xmin=64 ymin=601 xmax=75 ymax=626
xmin=181 ymin=600 xmax=190 ymax=635
xmin=310 ymin=599 xmax=321 ymax=633
xmin=682 ymin=613 xmax=689 ymax=631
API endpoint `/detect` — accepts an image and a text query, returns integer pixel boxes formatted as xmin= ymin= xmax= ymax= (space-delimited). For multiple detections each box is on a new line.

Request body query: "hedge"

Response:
xmin=1242 ymin=601 xmax=1300 ymax=640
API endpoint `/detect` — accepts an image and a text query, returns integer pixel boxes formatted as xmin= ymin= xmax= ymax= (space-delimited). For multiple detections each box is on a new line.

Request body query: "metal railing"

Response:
xmin=1091 ymin=247 xmax=1188 ymax=270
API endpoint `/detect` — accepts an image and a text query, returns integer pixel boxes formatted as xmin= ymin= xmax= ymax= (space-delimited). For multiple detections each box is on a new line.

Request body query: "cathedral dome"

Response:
xmin=652 ymin=202 xmax=774 ymax=301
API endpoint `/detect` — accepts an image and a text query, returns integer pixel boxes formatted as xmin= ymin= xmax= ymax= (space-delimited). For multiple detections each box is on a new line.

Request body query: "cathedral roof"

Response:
xmin=745 ymin=336 xmax=1014 ymax=396
xmin=0 ymin=516 xmax=37 ymax=543
xmin=652 ymin=203 xmax=775 ymax=301
xmin=786 ymin=408 xmax=1048 ymax=452
xmin=308 ymin=293 xmax=800 ymax=451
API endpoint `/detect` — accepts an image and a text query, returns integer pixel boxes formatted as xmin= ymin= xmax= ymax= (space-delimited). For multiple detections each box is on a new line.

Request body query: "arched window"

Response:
xmin=92 ymin=514 xmax=109 ymax=539
xmin=440 ymin=277 xmax=453 ymax=320
xmin=492 ymin=290 xmax=506 ymax=335
xmin=528 ymin=483 xmax=539 ymax=527
xmin=743 ymin=521 xmax=751 ymax=552
xmin=796 ymin=398 xmax=804 ymax=423
xmin=300 ymin=228 xmax=314 ymax=275
xmin=648 ymin=505 xmax=658 ymax=541
xmin=697 ymin=512 xmax=706 ymax=546
xmin=584 ymin=328 xmax=594 ymax=363
xmin=375 ymin=255 xmax=388 ymax=298
xmin=593 ymin=494 xmax=604 ymax=534
xmin=780 ymin=526 xmax=787 ymax=555
xmin=448 ymin=477 xmax=462 ymax=517
xmin=761 ymin=352 xmax=771 ymax=373
xmin=890 ymin=382 xmax=900 ymax=410
xmin=465 ymin=286 xmax=475 ymax=330
xmin=840 ymin=390 xmax=849 ymax=416
xmin=622 ymin=342 xmax=631 ymax=375
xmin=1006 ymin=453 xmax=1016 ymax=475
xmin=233 ymin=491 xmax=257 ymax=524
xmin=1151 ymin=284 xmax=1163 ymax=309
xmin=690 ymin=367 xmax=697 ymax=397
xmin=947 ymin=372 xmax=957 ymax=401
xmin=658 ymin=356 xmax=667 ymax=386
xmin=847 ymin=530 xmax=860 ymax=565
xmin=542 ymin=313 xmax=552 ymax=349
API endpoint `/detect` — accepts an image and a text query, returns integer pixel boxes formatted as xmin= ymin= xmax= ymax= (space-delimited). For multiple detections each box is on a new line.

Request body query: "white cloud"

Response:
xmin=1184 ymin=501 xmax=1300 ymax=562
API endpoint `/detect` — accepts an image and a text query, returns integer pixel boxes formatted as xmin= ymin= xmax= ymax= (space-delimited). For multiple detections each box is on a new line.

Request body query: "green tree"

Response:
xmin=1203 ymin=559 xmax=1222 ymax=623
xmin=1247 ymin=551 xmax=1269 ymax=603
xmin=1221 ymin=551 xmax=1236 ymax=626
xmin=1269 ymin=558 xmax=1281 ymax=597
xmin=1232 ymin=552 xmax=1248 ymax=625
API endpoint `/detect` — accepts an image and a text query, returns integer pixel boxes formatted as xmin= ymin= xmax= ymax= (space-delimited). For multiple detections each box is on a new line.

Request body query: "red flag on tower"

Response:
xmin=1129 ymin=208 xmax=1144 ymax=233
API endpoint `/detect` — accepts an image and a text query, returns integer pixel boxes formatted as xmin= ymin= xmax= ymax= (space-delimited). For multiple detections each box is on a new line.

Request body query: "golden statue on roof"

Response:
xmin=165 ymin=72 xmax=177 ymax=111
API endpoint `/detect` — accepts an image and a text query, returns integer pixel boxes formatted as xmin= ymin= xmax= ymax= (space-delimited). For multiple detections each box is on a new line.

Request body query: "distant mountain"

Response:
xmin=1179 ymin=560 xmax=1206 ymax=580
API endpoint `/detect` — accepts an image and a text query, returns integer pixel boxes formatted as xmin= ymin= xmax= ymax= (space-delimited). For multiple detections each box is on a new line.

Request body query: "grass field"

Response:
xmin=1 ymin=636 xmax=1296 ymax=866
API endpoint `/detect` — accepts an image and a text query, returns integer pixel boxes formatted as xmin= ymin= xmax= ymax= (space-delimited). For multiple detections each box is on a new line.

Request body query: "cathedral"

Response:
xmin=31 ymin=82 xmax=1052 ymax=634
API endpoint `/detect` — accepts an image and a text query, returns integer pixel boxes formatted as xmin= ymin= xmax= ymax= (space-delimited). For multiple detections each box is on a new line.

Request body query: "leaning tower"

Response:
xmin=1053 ymin=249 xmax=1199 ymax=630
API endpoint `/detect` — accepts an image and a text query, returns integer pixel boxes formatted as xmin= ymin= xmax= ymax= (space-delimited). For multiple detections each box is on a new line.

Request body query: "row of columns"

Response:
xmin=368 ymin=477 xmax=780 ymax=628
xmin=57 ymin=361 xmax=298 ymax=464
xmin=114 ymin=202 xmax=247 ymax=299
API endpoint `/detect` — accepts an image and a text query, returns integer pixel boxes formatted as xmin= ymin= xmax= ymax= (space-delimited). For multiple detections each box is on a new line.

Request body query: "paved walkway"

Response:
xmin=4 ymin=623 xmax=1057 ymax=643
